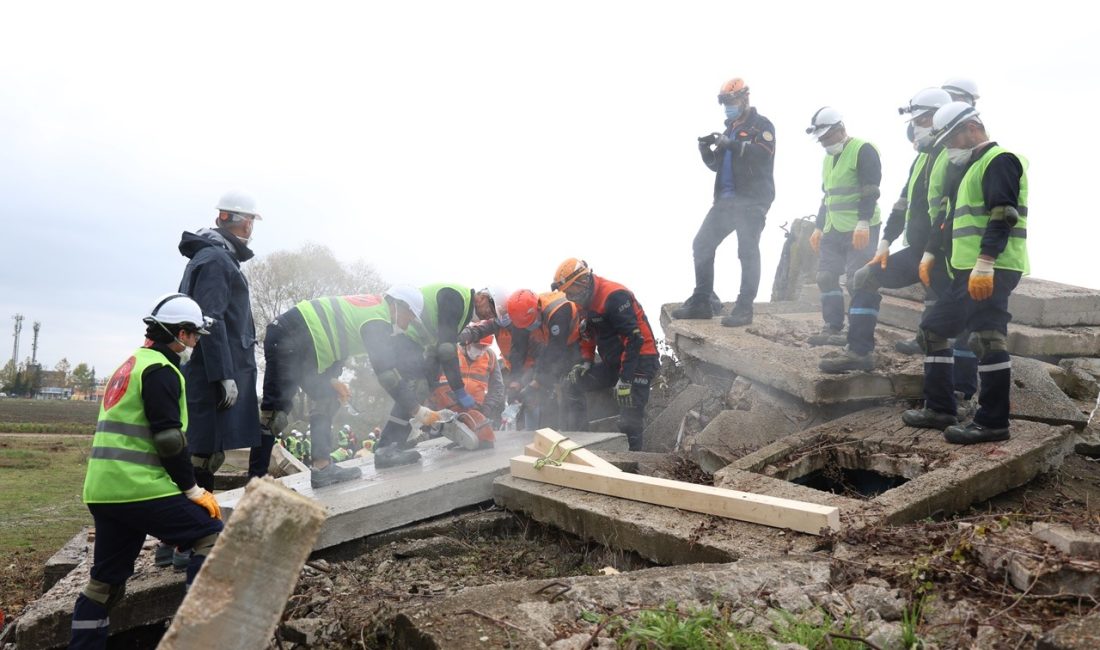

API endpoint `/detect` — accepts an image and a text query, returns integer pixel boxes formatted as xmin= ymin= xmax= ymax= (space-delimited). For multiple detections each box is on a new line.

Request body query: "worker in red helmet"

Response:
xmin=552 ymin=259 xmax=658 ymax=450
xmin=503 ymin=288 xmax=583 ymax=429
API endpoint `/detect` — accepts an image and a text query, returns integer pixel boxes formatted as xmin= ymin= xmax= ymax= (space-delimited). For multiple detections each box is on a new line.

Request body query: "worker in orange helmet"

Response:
xmin=429 ymin=335 xmax=505 ymax=425
xmin=552 ymin=259 xmax=659 ymax=450
xmin=503 ymin=288 xmax=583 ymax=429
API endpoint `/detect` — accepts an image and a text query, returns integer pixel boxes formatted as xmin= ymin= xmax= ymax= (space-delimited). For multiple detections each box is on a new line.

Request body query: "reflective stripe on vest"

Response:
xmin=822 ymin=137 xmax=881 ymax=233
xmin=296 ymin=295 xmax=389 ymax=373
xmin=407 ymin=283 xmax=473 ymax=350
xmin=82 ymin=347 xmax=185 ymax=504
xmin=949 ymin=145 xmax=1029 ymax=273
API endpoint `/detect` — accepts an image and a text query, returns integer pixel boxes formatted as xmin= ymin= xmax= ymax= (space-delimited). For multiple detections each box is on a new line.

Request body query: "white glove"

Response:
xmin=218 ymin=379 xmax=238 ymax=409
xmin=412 ymin=406 xmax=452 ymax=429
xmin=852 ymin=220 xmax=870 ymax=250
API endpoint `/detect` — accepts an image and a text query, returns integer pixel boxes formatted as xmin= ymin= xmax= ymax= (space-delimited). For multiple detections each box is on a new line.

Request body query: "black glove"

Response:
xmin=697 ymin=133 xmax=718 ymax=146
xmin=458 ymin=327 xmax=474 ymax=345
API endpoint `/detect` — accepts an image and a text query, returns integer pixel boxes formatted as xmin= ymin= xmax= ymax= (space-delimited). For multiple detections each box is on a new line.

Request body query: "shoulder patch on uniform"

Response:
xmin=762 ymin=131 xmax=774 ymax=142
xmin=550 ymin=325 xmax=560 ymax=336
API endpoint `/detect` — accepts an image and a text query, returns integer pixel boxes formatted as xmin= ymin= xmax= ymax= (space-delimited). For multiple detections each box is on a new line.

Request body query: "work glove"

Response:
xmin=919 ymin=252 xmax=936 ymax=287
xmin=413 ymin=406 xmax=453 ymax=429
xmin=809 ymin=228 xmax=823 ymax=254
xmin=260 ymin=410 xmax=289 ymax=436
xmin=331 ymin=379 xmax=351 ymax=404
xmin=458 ymin=327 xmax=474 ymax=345
xmin=217 ymin=379 xmax=238 ymax=409
xmin=968 ymin=256 xmax=996 ymax=301
xmin=852 ymin=220 xmax=870 ymax=250
xmin=185 ymin=485 xmax=222 ymax=520
xmin=567 ymin=362 xmax=592 ymax=385
xmin=615 ymin=379 xmax=633 ymax=408
xmin=452 ymin=387 xmax=477 ymax=410
xmin=867 ymin=239 xmax=891 ymax=270
xmin=697 ymin=133 xmax=718 ymax=146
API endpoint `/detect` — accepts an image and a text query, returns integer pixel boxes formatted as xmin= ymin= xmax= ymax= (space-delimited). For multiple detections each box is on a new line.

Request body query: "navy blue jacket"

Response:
xmin=699 ymin=107 xmax=776 ymax=205
xmin=178 ymin=228 xmax=261 ymax=453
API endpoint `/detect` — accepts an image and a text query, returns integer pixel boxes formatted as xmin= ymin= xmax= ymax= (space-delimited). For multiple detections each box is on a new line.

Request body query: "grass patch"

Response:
xmin=0 ymin=434 xmax=93 ymax=615
xmin=0 ymin=398 xmax=99 ymax=426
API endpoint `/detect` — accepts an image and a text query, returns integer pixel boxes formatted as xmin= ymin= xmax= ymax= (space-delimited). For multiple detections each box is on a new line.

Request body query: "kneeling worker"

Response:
xmin=70 ymin=294 xmax=223 ymax=649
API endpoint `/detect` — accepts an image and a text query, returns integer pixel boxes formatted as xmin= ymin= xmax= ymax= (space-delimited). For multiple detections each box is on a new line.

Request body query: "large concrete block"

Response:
xmin=691 ymin=409 xmax=801 ymax=473
xmin=662 ymin=310 xmax=923 ymax=405
xmin=41 ymin=528 xmax=91 ymax=594
xmin=641 ymin=384 xmax=711 ymax=452
xmin=885 ymin=277 xmax=1100 ymax=328
xmin=1011 ymin=356 xmax=1090 ymax=430
xmin=158 ymin=479 xmax=326 ymax=650
xmin=216 ymin=430 xmax=627 ymax=552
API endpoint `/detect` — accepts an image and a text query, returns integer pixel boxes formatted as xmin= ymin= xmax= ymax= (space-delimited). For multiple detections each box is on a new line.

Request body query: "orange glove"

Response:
xmin=851 ymin=220 xmax=870 ymax=250
xmin=867 ymin=239 xmax=890 ymax=270
xmin=918 ymin=252 xmax=935 ymax=287
xmin=968 ymin=257 xmax=996 ymax=301
xmin=809 ymin=228 xmax=823 ymax=254
xmin=331 ymin=379 xmax=351 ymax=405
xmin=185 ymin=486 xmax=222 ymax=520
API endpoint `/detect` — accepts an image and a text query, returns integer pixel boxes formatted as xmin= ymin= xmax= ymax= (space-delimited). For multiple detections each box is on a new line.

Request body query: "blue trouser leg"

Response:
xmin=923 ymin=348 xmax=957 ymax=415
xmin=186 ymin=552 xmax=207 ymax=585
xmin=847 ymin=297 xmax=880 ymax=355
xmin=975 ymin=350 xmax=1012 ymax=428
xmin=821 ymin=290 xmax=845 ymax=329
xmin=953 ymin=334 xmax=978 ymax=400
xmin=69 ymin=595 xmax=110 ymax=650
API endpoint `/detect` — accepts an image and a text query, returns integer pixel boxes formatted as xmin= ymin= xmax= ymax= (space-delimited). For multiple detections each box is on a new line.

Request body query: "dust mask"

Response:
xmin=824 ymin=141 xmax=844 ymax=155
xmin=946 ymin=147 xmax=973 ymax=165
xmin=177 ymin=344 xmax=193 ymax=365
xmin=466 ymin=345 xmax=487 ymax=360
xmin=724 ymin=104 xmax=743 ymax=121
xmin=912 ymin=125 xmax=934 ymax=150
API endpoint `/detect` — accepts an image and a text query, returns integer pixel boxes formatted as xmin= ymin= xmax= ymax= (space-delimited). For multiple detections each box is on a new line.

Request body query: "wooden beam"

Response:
xmin=509 ymin=456 xmax=840 ymax=535
xmin=530 ymin=428 xmax=621 ymax=472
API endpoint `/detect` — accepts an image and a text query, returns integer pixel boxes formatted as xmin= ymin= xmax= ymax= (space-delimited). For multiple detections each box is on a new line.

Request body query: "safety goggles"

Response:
xmin=717 ymin=90 xmax=748 ymax=105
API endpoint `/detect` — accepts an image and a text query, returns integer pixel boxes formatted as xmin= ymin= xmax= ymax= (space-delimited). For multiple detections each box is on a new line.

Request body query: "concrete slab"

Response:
xmin=883 ymin=277 xmax=1100 ymax=328
xmin=159 ymin=479 xmax=326 ymax=650
xmin=493 ymin=474 xmax=820 ymax=565
xmin=877 ymin=295 xmax=1100 ymax=358
xmin=216 ymin=430 xmax=627 ymax=552
xmin=691 ymin=409 xmax=801 ymax=473
xmin=41 ymin=528 xmax=91 ymax=594
xmin=1012 ymin=357 xmax=1090 ymax=430
xmin=389 ymin=559 xmax=831 ymax=649
xmin=713 ymin=406 xmax=1074 ymax=526
xmin=16 ymin=544 xmax=186 ymax=650
xmin=661 ymin=308 xmax=923 ymax=405
xmin=1038 ymin=611 xmax=1100 ymax=649
xmin=641 ymin=384 xmax=710 ymax=452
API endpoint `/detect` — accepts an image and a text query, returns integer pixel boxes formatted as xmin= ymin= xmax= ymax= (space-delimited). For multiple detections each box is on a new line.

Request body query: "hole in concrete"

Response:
xmin=792 ymin=466 xmax=909 ymax=498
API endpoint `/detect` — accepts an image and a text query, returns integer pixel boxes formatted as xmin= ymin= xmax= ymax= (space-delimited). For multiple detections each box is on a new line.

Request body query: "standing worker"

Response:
xmin=805 ymin=108 xmax=882 ymax=346
xmin=819 ymin=88 xmax=952 ymax=373
xmin=902 ymin=102 xmax=1029 ymax=443
xmin=69 ymin=295 xmax=222 ymax=649
xmin=671 ymin=77 xmax=776 ymax=327
xmin=553 ymin=259 xmax=659 ymax=451
xmin=177 ymin=190 xmax=263 ymax=488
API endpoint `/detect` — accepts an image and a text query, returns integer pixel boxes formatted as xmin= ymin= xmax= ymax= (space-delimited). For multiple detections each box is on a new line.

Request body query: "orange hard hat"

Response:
xmin=551 ymin=258 xmax=591 ymax=293
xmin=506 ymin=289 xmax=540 ymax=329
xmin=718 ymin=78 xmax=749 ymax=104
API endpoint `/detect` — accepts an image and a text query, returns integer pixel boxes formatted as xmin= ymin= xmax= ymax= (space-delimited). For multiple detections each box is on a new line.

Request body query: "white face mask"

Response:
xmin=177 ymin=342 xmax=194 ymax=365
xmin=912 ymin=125 xmax=934 ymax=150
xmin=466 ymin=345 xmax=487 ymax=360
xmin=824 ymin=141 xmax=844 ymax=155
xmin=946 ymin=147 xmax=973 ymax=165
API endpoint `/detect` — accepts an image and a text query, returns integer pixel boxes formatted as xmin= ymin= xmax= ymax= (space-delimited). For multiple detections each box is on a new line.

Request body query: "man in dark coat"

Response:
xmin=177 ymin=190 xmax=263 ymax=489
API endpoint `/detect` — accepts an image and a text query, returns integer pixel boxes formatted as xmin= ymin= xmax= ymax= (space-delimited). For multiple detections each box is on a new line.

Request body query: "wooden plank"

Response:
xmin=509 ymin=456 xmax=840 ymax=535
xmin=531 ymin=428 xmax=621 ymax=472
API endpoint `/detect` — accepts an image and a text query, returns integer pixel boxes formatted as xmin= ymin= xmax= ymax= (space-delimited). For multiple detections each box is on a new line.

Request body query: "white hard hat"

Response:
xmin=899 ymin=87 xmax=952 ymax=121
xmin=942 ymin=78 xmax=980 ymax=105
xmin=806 ymin=107 xmax=843 ymax=140
xmin=143 ymin=293 xmax=212 ymax=334
xmin=384 ymin=284 xmax=424 ymax=320
xmin=932 ymin=102 xmax=982 ymax=147
xmin=216 ymin=190 xmax=262 ymax=220
xmin=486 ymin=285 xmax=512 ymax=320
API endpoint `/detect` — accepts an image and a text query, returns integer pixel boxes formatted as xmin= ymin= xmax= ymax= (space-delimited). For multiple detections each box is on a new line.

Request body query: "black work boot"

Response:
xmin=944 ymin=422 xmax=1010 ymax=445
xmin=374 ymin=443 xmax=422 ymax=468
xmin=819 ymin=347 xmax=874 ymax=374
xmin=709 ymin=294 xmax=724 ymax=316
xmin=310 ymin=462 xmax=363 ymax=488
xmin=894 ymin=338 xmax=922 ymax=355
xmin=721 ymin=301 xmax=753 ymax=327
xmin=901 ymin=407 xmax=958 ymax=431
xmin=671 ymin=294 xmax=714 ymax=320
xmin=807 ymin=324 xmax=846 ymax=346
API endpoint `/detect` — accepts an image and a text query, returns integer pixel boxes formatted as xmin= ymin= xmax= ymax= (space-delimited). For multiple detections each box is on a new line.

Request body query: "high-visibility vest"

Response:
xmin=431 ymin=349 xmax=497 ymax=409
xmin=83 ymin=347 xmax=186 ymax=504
xmin=822 ymin=137 xmax=881 ymax=233
xmin=407 ymin=283 xmax=473 ymax=349
xmin=296 ymin=295 xmax=390 ymax=373
xmin=949 ymin=145 xmax=1029 ymax=273
xmin=927 ymin=150 xmax=950 ymax=224
xmin=533 ymin=291 xmax=580 ymax=347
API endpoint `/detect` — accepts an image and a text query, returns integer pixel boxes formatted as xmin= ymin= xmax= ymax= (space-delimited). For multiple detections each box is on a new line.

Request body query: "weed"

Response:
xmin=772 ymin=609 xmax=863 ymax=650
xmin=901 ymin=594 xmax=928 ymax=649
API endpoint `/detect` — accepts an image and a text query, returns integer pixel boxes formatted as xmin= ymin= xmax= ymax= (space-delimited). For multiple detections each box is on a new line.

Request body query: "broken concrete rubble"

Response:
xmin=640 ymin=383 xmax=710 ymax=452
xmin=157 ymin=478 xmax=326 ymax=650
xmin=41 ymin=528 xmax=90 ymax=594
xmin=882 ymin=277 xmax=1100 ymax=328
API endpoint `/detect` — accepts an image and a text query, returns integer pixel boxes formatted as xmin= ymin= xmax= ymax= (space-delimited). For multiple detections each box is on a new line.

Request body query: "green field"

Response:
xmin=0 ymin=434 xmax=93 ymax=616
xmin=0 ymin=397 xmax=98 ymax=433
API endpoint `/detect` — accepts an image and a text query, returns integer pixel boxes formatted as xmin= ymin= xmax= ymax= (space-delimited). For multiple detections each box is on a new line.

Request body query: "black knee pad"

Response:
xmin=851 ymin=266 xmax=879 ymax=293
xmin=916 ymin=327 xmax=949 ymax=353
xmin=817 ymin=271 xmax=840 ymax=290
xmin=83 ymin=578 xmax=126 ymax=612
xmin=968 ymin=330 xmax=1007 ymax=359
xmin=191 ymin=533 xmax=219 ymax=558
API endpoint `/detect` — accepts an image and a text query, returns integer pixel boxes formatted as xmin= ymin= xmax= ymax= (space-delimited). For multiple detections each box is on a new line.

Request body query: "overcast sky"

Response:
xmin=1 ymin=0 xmax=1096 ymax=378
